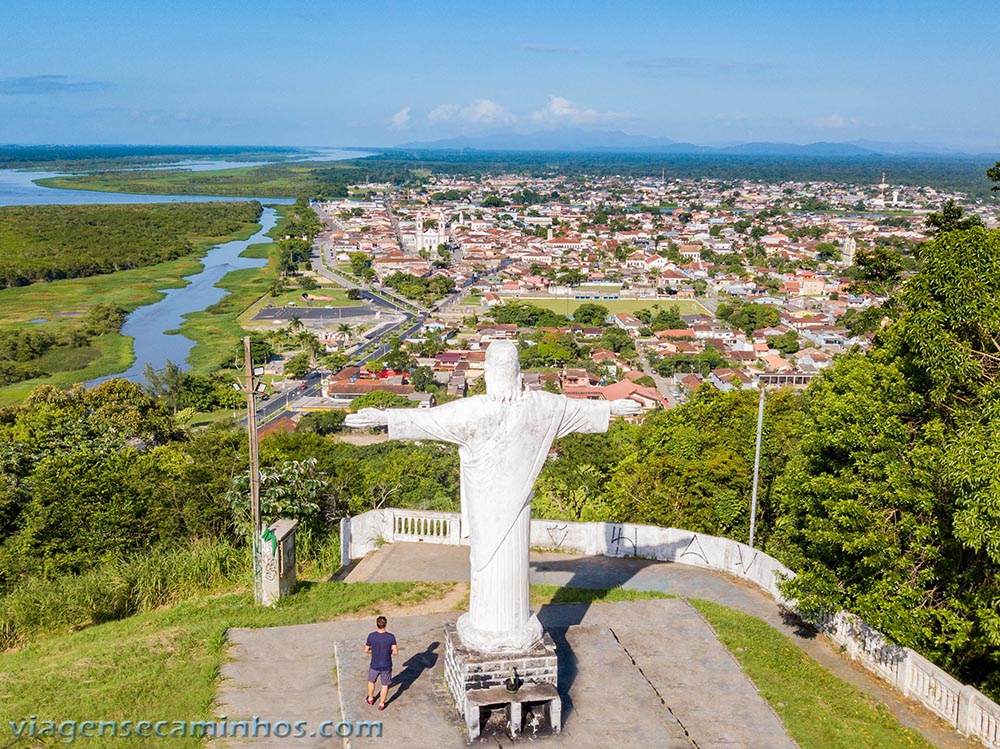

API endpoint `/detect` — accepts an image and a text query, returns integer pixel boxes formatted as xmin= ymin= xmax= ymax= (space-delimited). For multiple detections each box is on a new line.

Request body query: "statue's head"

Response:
xmin=484 ymin=341 xmax=522 ymax=402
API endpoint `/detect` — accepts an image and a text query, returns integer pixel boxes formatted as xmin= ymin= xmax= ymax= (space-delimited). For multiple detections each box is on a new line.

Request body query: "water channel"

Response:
xmin=0 ymin=148 xmax=367 ymax=382
xmin=89 ymin=205 xmax=280 ymax=385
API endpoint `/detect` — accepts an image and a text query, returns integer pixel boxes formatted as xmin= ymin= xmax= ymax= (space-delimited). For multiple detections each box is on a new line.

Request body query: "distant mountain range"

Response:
xmin=394 ymin=129 xmax=982 ymax=157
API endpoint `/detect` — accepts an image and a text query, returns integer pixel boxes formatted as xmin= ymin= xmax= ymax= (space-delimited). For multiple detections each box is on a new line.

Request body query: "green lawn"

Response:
xmin=529 ymin=584 xmax=669 ymax=607
xmin=691 ymin=599 xmax=934 ymax=749
xmin=253 ymin=284 xmax=359 ymax=312
xmin=509 ymin=296 xmax=708 ymax=316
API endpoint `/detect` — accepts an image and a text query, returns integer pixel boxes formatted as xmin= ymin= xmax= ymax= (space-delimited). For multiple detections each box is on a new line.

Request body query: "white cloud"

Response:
xmin=811 ymin=113 xmax=861 ymax=129
xmin=428 ymin=104 xmax=460 ymax=123
xmin=530 ymin=95 xmax=633 ymax=127
xmin=391 ymin=105 xmax=411 ymax=130
xmin=428 ymin=99 xmax=514 ymax=126
xmin=463 ymin=99 xmax=514 ymax=124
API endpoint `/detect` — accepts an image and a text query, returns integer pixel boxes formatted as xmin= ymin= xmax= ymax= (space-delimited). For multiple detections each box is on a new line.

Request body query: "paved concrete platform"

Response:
xmin=341 ymin=543 xmax=977 ymax=749
xmin=218 ymin=600 xmax=794 ymax=748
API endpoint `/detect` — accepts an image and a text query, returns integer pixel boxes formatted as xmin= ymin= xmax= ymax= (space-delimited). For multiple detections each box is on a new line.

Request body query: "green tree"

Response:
xmin=606 ymin=387 xmax=804 ymax=538
xmin=556 ymin=269 xmax=585 ymax=288
xmin=768 ymin=330 xmax=800 ymax=355
xmin=655 ymin=348 xmax=725 ymax=376
xmin=297 ymin=410 xmax=346 ymax=435
xmin=284 ymin=352 xmax=310 ymax=379
xmin=409 ymin=366 xmax=436 ymax=392
xmin=851 ymin=246 xmax=903 ymax=298
xmin=349 ymin=252 xmax=374 ymax=280
xmin=234 ymin=335 xmax=274 ymax=368
xmin=771 ymin=226 xmax=1000 ymax=698
xmin=382 ymin=337 xmax=411 ymax=371
xmin=349 ymin=390 xmax=415 ymax=411
xmin=815 ymin=242 xmax=840 ymax=262
xmin=925 ymin=199 xmax=983 ymax=233
xmin=143 ymin=360 xmax=186 ymax=414
xmin=521 ymin=332 xmax=579 ymax=368
xmin=988 ymin=161 xmax=1000 ymax=191
xmin=227 ymin=457 xmax=329 ymax=531
xmin=725 ymin=302 xmax=780 ymax=336
xmin=650 ymin=305 xmax=687 ymax=332
xmin=600 ymin=327 xmax=635 ymax=357
xmin=573 ymin=303 xmax=609 ymax=327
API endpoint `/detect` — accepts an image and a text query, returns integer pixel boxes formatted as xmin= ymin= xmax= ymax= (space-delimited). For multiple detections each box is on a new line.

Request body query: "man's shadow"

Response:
xmin=386 ymin=642 xmax=439 ymax=706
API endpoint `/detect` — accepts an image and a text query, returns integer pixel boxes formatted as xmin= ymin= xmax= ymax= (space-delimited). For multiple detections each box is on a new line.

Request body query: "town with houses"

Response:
xmin=257 ymin=170 xmax=1000 ymax=429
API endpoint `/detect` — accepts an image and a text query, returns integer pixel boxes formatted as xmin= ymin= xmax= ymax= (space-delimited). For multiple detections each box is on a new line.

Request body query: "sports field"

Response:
xmin=503 ymin=296 xmax=709 ymax=316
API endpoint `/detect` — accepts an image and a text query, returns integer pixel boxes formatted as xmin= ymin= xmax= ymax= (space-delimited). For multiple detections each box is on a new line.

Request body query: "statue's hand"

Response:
xmin=345 ymin=408 xmax=389 ymax=428
xmin=610 ymin=398 xmax=642 ymax=417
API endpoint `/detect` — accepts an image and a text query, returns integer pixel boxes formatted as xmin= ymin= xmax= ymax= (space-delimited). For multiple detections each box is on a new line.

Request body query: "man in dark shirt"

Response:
xmin=364 ymin=616 xmax=398 ymax=710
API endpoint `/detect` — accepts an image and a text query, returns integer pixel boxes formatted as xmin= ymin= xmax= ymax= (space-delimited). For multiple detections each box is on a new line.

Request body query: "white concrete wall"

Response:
xmin=339 ymin=508 xmax=1000 ymax=748
xmin=346 ymin=508 xmax=397 ymax=560
xmin=526 ymin=520 xmax=796 ymax=606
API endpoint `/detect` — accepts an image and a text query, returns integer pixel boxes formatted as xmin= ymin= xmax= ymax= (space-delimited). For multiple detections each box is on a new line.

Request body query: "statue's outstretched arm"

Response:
xmin=609 ymin=398 xmax=642 ymax=417
xmin=344 ymin=408 xmax=389 ymax=429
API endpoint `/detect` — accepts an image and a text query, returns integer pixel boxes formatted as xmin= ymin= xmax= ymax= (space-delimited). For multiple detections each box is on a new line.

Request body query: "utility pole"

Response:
xmin=749 ymin=385 xmax=766 ymax=548
xmin=238 ymin=336 xmax=264 ymax=604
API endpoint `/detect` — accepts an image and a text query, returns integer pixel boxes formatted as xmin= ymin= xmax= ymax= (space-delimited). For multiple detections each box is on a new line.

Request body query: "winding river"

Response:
xmin=89 ymin=206 xmax=279 ymax=385
xmin=0 ymin=148 xmax=366 ymax=382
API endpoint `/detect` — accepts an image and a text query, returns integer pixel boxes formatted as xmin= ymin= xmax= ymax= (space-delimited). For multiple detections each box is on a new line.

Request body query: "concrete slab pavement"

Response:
xmin=341 ymin=542 xmax=977 ymax=749
xmin=218 ymin=600 xmax=792 ymax=749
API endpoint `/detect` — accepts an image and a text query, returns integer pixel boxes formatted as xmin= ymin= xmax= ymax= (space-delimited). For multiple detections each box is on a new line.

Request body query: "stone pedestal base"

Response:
xmin=444 ymin=622 xmax=561 ymax=741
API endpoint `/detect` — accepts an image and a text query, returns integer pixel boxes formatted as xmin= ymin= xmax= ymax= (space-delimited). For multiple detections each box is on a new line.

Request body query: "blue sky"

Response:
xmin=2 ymin=0 xmax=998 ymax=150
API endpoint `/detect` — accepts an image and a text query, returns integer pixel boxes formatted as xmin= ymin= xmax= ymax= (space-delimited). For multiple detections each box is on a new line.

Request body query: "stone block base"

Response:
xmin=444 ymin=622 xmax=561 ymax=740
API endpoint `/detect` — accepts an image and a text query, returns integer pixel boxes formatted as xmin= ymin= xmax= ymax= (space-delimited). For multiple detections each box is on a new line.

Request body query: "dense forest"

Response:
xmin=373 ymin=150 xmax=1000 ymax=199
xmin=0 ymin=201 xmax=262 ymax=287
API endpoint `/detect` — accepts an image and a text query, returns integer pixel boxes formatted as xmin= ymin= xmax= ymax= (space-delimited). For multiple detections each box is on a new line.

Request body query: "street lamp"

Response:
xmin=749 ymin=385 xmax=765 ymax=549
xmin=234 ymin=335 xmax=267 ymax=604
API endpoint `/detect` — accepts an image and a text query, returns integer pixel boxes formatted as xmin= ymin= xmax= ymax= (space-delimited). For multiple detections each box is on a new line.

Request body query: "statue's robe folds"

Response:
xmin=387 ymin=392 xmax=610 ymax=651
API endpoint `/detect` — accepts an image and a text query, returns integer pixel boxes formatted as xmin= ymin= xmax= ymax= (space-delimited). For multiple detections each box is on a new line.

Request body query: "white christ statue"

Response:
xmin=345 ymin=341 xmax=640 ymax=653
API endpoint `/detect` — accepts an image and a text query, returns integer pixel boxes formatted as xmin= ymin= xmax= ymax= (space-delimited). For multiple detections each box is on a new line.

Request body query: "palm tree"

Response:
xmin=296 ymin=330 xmax=323 ymax=364
xmin=288 ymin=313 xmax=304 ymax=333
